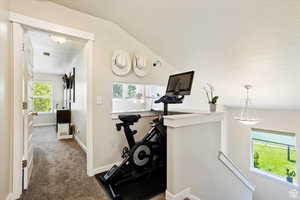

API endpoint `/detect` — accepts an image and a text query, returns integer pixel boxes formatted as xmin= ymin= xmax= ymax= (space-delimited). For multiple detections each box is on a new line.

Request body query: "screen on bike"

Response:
xmin=166 ymin=71 xmax=194 ymax=96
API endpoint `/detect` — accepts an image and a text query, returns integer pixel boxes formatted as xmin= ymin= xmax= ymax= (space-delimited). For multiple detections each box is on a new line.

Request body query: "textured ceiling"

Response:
xmin=49 ymin=0 xmax=300 ymax=109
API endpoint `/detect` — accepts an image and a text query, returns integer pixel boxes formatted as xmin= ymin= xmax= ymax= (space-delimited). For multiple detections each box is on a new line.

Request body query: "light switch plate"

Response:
xmin=96 ymin=96 xmax=103 ymax=105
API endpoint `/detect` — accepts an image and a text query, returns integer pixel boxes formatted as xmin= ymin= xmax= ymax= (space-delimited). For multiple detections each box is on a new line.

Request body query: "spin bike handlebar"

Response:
xmin=154 ymin=95 xmax=184 ymax=104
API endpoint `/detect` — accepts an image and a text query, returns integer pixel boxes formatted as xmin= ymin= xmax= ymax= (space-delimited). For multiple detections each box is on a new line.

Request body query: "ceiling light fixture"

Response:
xmin=234 ymin=85 xmax=260 ymax=125
xmin=50 ymin=35 xmax=66 ymax=44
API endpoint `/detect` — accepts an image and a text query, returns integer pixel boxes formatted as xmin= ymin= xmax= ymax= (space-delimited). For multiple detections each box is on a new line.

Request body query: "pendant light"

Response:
xmin=235 ymin=85 xmax=260 ymax=125
xmin=50 ymin=35 xmax=67 ymax=44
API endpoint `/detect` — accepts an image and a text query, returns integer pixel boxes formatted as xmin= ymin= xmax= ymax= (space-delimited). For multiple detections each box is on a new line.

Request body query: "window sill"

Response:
xmin=111 ymin=109 xmax=151 ymax=114
xmin=37 ymin=112 xmax=55 ymax=115
xmin=250 ymin=168 xmax=298 ymax=188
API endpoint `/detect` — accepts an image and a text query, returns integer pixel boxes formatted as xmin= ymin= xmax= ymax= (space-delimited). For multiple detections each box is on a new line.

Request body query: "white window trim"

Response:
xmin=249 ymin=129 xmax=298 ymax=187
xmin=250 ymin=167 xmax=298 ymax=188
xmin=32 ymin=81 xmax=54 ymax=113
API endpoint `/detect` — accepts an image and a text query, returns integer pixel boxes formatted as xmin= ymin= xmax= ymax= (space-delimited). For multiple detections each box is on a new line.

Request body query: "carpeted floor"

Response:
xmin=22 ymin=126 xmax=165 ymax=200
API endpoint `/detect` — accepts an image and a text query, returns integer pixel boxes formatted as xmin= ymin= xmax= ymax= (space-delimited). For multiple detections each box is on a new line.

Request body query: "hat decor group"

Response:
xmin=112 ymin=50 xmax=162 ymax=77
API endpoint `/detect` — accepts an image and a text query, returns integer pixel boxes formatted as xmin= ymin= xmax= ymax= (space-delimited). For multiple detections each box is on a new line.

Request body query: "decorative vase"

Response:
xmin=287 ymin=177 xmax=293 ymax=183
xmin=209 ymin=103 xmax=217 ymax=112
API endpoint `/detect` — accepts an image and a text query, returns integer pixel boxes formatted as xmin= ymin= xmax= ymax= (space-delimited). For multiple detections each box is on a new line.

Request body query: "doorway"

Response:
xmin=11 ymin=15 xmax=95 ymax=199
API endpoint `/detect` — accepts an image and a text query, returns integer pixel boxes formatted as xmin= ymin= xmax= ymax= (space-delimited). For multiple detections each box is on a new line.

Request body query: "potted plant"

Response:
xmin=203 ymin=83 xmax=219 ymax=112
xmin=286 ymin=169 xmax=296 ymax=183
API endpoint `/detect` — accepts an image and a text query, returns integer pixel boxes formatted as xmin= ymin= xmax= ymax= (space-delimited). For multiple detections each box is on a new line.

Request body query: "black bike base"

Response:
xmin=96 ymin=167 xmax=166 ymax=200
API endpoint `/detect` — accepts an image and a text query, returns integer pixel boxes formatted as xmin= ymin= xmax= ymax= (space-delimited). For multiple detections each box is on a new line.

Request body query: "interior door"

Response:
xmin=22 ymin=28 xmax=35 ymax=190
xmin=13 ymin=22 xmax=35 ymax=191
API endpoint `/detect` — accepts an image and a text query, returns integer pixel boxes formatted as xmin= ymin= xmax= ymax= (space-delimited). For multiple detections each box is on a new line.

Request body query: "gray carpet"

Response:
xmin=22 ymin=126 xmax=165 ymax=200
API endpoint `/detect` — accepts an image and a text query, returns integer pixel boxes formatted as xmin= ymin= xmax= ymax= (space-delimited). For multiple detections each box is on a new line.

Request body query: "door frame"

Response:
xmin=10 ymin=12 xmax=95 ymax=199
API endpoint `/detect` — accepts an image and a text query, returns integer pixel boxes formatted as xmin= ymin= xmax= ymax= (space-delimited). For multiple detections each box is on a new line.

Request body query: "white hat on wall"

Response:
xmin=133 ymin=54 xmax=149 ymax=77
xmin=112 ymin=50 xmax=131 ymax=76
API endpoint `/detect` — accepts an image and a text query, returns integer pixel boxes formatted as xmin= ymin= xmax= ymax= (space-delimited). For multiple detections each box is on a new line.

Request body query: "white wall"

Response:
xmin=112 ymin=115 xmax=157 ymax=156
xmin=167 ymin=88 xmax=225 ymax=112
xmin=167 ymin=120 xmax=252 ymax=200
xmin=67 ymin=50 xmax=87 ymax=145
xmin=51 ymin=0 xmax=300 ymax=110
xmin=32 ymin=73 xmax=64 ymax=126
xmin=9 ymin=0 xmax=177 ymax=169
xmin=226 ymin=108 xmax=300 ymax=200
xmin=0 ymin=0 xmax=11 ymax=199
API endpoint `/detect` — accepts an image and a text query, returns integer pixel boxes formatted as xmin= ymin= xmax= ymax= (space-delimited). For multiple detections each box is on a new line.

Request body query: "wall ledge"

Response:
xmin=164 ymin=112 xmax=224 ymax=128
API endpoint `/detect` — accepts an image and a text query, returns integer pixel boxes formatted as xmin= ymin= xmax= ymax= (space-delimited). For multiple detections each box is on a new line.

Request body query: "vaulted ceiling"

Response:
xmin=50 ymin=0 xmax=300 ymax=109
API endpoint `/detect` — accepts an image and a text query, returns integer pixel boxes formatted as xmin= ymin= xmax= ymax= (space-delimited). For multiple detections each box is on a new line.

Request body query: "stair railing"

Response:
xmin=218 ymin=151 xmax=256 ymax=192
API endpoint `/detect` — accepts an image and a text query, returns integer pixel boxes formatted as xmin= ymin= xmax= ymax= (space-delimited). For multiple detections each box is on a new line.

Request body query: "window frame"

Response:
xmin=32 ymin=81 xmax=54 ymax=113
xmin=249 ymin=128 xmax=298 ymax=186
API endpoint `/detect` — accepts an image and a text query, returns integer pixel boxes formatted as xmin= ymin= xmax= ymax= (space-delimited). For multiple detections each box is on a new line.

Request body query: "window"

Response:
xmin=112 ymin=82 xmax=164 ymax=113
xmin=32 ymin=82 xmax=53 ymax=113
xmin=251 ymin=128 xmax=297 ymax=183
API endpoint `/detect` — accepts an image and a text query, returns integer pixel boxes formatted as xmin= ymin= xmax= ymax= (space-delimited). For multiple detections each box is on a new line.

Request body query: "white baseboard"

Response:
xmin=57 ymin=135 xmax=73 ymax=140
xmin=166 ymin=188 xmax=191 ymax=200
xmin=6 ymin=193 xmax=18 ymax=200
xmin=166 ymin=188 xmax=200 ymax=200
xmin=74 ymin=134 xmax=87 ymax=153
xmin=94 ymin=162 xmax=121 ymax=175
xmin=33 ymin=123 xmax=55 ymax=127
xmin=189 ymin=195 xmax=201 ymax=200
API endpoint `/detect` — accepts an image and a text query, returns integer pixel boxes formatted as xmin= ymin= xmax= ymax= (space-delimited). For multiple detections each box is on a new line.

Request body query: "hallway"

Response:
xmin=22 ymin=126 xmax=107 ymax=200
xmin=22 ymin=126 xmax=164 ymax=200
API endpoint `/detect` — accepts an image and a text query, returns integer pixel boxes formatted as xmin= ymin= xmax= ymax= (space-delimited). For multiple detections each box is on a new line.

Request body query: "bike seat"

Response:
xmin=119 ymin=114 xmax=141 ymax=123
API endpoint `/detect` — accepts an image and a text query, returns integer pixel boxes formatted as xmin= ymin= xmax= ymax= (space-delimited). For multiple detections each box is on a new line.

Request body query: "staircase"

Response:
xmin=164 ymin=112 xmax=255 ymax=200
xmin=218 ymin=151 xmax=255 ymax=192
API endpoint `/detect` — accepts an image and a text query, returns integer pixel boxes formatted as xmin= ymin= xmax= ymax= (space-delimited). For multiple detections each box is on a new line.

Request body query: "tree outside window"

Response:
xmin=112 ymin=82 xmax=164 ymax=113
xmin=127 ymin=85 xmax=137 ymax=98
xmin=33 ymin=82 xmax=53 ymax=112
xmin=113 ymin=83 xmax=123 ymax=98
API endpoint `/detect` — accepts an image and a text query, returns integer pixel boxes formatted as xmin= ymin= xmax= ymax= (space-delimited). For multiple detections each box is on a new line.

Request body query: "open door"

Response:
xmin=12 ymin=22 xmax=35 ymax=195
xmin=22 ymin=27 xmax=36 ymax=190
xmin=11 ymin=17 xmax=95 ymax=198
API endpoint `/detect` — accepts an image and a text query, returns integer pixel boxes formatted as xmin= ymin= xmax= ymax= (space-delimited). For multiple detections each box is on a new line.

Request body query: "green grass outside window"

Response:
xmin=253 ymin=143 xmax=297 ymax=181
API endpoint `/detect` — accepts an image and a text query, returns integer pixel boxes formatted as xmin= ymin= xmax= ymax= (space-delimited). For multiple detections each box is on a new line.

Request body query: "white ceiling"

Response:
xmin=28 ymin=29 xmax=85 ymax=74
xmin=49 ymin=0 xmax=300 ymax=109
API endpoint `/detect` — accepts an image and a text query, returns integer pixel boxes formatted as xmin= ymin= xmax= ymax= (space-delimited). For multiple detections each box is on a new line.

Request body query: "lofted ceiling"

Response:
xmin=49 ymin=0 xmax=300 ymax=109
xmin=28 ymin=29 xmax=85 ymax=74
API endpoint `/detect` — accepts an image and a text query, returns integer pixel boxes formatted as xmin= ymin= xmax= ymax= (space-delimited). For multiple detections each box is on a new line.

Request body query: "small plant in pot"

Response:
xmin=203 ymin=83 xmax=219 ymax=112
xmin=286 ymin=169 xmax=296 ymax=183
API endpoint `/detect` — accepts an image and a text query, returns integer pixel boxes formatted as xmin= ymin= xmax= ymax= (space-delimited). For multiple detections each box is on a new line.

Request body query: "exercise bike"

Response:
xmin=99 ymin=71 xmax=195 ymax=200
xmin=100 ymin=114 xmax=166 ymax=199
